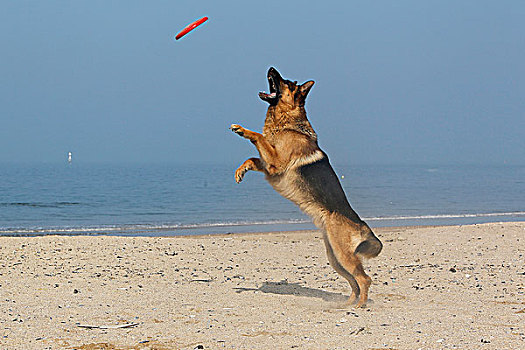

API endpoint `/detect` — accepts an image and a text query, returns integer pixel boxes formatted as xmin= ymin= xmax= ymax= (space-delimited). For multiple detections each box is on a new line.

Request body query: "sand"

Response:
xmin=0 ymin=222 xmax=524 ymax=349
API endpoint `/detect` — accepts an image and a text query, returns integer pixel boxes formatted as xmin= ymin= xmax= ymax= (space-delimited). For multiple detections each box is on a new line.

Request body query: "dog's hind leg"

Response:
xmin=324 ymin=220 xmax=372 ymax=308
xmin=235 ymin=157 xmax=263 ymax=183
xmin=346 ymin=256 xmax=372 ymax=308
xmin=332 ymin=248 xmax=371 ymax=308
xmin=322 ymin=233 xmax=360 ymax=304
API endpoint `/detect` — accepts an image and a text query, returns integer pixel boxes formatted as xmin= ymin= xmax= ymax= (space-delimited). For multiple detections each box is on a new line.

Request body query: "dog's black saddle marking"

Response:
xmin=298 ymin=155 xmax=362 ymax=223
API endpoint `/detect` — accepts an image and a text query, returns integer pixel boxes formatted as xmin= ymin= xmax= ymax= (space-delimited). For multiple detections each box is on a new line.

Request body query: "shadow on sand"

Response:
xmin=234 ymin=280 xmax=348 ymax=303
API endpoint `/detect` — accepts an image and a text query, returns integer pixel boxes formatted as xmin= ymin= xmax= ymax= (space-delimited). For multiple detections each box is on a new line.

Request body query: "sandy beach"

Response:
xmin=1 ymin=222 xmax=523 ymax=349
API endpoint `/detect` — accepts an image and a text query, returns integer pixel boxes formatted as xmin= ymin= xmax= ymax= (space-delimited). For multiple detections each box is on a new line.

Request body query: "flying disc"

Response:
xmin=175 ymin=16 xmax=208 ymax=40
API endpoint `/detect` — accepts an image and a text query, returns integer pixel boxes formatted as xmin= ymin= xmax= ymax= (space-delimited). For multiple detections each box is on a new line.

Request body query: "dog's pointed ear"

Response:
xmin=299 ymin=80 xmax=315 ymax=97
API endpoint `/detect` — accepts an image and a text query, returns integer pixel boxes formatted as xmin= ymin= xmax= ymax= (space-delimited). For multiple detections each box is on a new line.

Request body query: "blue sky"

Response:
xmin=1 ymin=1 xmax=524 ymax=165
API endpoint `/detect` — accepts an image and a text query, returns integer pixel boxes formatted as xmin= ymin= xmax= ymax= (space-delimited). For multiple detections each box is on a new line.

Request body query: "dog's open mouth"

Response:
xmin=259 ymin=67 xmax=280 ymax=104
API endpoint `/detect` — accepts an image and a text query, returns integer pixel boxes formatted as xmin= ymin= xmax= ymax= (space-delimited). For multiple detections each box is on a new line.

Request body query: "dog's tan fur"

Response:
xmin=230 ymin=67 xmax=382 ymax=307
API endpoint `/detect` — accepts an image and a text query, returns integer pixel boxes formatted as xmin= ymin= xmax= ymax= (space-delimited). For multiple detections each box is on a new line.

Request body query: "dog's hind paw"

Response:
xmin=345 ymin=292 xmax=358 ymax=306
xmin=230 ymin=124 xmax=245 ymax=137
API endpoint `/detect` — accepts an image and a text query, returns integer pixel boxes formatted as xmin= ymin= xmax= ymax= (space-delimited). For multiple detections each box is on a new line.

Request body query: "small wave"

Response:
xmin=0 ymin=219 xmax=311 ymax=235
xmin=363 ymin=211 xmax=525 ymax=221
xmin=0 ymin=202 xmax=81 ymax=208
xmin=1 ymin=212 xmax=523 ymax=236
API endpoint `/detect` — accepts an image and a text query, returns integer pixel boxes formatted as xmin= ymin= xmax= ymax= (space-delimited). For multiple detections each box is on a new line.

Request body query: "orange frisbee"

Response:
xmin=175 ymin=16 xmax=208 ymax=40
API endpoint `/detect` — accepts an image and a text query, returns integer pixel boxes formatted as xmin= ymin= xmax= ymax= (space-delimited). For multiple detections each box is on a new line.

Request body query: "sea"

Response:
xmin=0 ymin=162 xmax=523 ymax=237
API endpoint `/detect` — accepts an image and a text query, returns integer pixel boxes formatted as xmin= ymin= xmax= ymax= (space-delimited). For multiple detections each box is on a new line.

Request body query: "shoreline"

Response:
xmin=1 ymin=214 xmax=524 ymax=238
xmin=155 ymin=220 xmax=524 ymax=239
xmin=1 ymin=221 xmax=524 ymax=349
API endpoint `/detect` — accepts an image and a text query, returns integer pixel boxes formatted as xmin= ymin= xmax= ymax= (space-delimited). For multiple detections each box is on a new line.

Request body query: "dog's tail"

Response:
xmin=355 ymin=225 xmax=383 ymax=259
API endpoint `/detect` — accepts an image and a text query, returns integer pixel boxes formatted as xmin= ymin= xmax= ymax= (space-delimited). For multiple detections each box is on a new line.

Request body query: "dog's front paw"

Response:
xmin=230 ymin=124 xmax=245 ymax=137
xmin=235 ymin=166 xmax=247 ymax=183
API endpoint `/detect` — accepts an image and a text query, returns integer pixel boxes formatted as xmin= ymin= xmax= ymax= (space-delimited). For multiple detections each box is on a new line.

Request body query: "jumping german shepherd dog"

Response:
xmin=230 ymin=67 xmax=382 ymax=307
